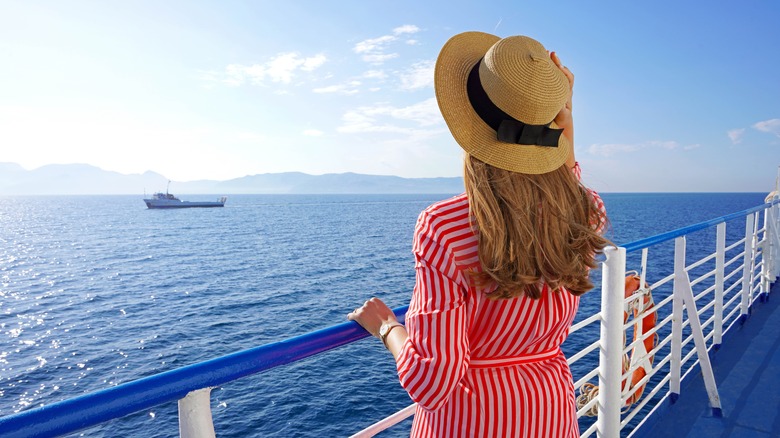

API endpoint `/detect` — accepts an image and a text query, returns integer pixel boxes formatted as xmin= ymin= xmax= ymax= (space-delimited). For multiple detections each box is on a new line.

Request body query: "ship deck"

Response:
xmin=633 ymin=279 xmax=780 ymax=437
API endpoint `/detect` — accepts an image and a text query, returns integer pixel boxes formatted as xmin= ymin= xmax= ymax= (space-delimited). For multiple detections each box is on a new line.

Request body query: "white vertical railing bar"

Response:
xmin=752 ymin=212 xmax=762 ymax=299
xmin=596 ymin=246 xmax=626 ymax=438
xmin=670 ymin=237 xmax=683 ymax=403
xmin=673 ymin=236 xmax=722 ymax=416
xmin=773 ymin=202 xmax=780 ymax=279
xmin=714 ymin=222 xmax=726 ymax=347
xmin=740 ymin=213 xmax=756 ymax=323
xmin=752 ymin=211 xmax=761 ymax=294
xmin=178 ymin=388 xmax=216 ymax=438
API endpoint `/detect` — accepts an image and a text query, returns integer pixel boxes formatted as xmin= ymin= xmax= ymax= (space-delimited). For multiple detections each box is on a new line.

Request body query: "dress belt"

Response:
xmin=469 ymin=348 xmax=560 ymax=369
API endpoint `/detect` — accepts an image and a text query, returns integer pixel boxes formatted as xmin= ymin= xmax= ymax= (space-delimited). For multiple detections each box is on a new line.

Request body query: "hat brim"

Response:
xmin=434 ymin=31 xmax=571 ymax=175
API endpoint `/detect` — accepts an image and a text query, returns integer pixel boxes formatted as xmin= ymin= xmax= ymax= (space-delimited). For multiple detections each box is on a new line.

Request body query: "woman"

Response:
xmin=348 ymin=32 xmax=609 ymax=437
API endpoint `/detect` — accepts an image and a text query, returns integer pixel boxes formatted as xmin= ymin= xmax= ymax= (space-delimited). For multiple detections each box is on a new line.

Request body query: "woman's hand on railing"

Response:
xmin=348 ymin=297 xmax=397 ymax=338
xmin=348 ymin=297 xmax=408 ymax=359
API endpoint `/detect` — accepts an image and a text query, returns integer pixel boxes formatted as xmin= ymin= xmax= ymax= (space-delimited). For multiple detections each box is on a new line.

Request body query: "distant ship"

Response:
xmin=143 ymin=192 xmax=226 ymax=209
xmin=143 ymin=182 xmax=226 ymax=209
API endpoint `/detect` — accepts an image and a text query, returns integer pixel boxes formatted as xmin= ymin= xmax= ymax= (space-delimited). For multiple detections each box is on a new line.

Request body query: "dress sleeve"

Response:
xmin=395 ymin=210 xmax=469 ymax=411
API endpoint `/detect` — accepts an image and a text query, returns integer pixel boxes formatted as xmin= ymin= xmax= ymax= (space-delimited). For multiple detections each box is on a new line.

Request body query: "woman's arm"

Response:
xmin=551 ymin=51 xmax=575 ymax=169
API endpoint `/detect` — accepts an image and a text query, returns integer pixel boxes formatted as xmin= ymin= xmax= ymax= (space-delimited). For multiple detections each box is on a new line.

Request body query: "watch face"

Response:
xmin=380 ymin=324 xmax=389 ymax=337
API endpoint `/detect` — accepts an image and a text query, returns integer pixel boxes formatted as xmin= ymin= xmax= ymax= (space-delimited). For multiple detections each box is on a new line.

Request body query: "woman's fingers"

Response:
xmin=550 ymin=52 xmax=574 ymax=84
xmin=550 ymin=51 xmax=574 ymax=111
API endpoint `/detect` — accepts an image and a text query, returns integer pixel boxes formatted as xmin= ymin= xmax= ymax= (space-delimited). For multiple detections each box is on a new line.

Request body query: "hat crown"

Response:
xmin=479 ymin=36 xmax=569 ymax=125
xmin=433 ymin=31 xmax=572 ymax=174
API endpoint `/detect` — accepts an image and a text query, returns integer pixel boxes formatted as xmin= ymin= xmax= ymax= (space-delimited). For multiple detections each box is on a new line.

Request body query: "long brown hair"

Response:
xmin=464 ymin=154 xmax=610 ymax=299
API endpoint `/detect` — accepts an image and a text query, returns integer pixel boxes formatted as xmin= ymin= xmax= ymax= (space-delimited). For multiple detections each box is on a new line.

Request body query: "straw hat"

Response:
xmin=435 ymin=32 xmax=571 ymax=174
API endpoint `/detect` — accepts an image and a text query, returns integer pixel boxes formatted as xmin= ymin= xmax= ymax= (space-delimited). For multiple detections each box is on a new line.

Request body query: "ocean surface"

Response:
xmin=0 ymin=192 xmax=770 ymax=437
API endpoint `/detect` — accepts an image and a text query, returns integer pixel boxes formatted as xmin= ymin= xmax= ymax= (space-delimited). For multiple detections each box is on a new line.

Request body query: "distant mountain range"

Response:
xmin=0 ymin=163 xmax=464 ymax=195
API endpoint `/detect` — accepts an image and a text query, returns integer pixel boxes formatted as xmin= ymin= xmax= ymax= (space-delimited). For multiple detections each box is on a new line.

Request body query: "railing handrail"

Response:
xmin=0 ymin=309 xmax=408 ymax=437
xmin=622 ymin=201 xmax=777 ymax=253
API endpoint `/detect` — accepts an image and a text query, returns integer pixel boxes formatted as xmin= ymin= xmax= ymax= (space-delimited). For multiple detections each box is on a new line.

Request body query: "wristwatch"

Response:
xmin=379 ymin=322 xmax=403 ymax=347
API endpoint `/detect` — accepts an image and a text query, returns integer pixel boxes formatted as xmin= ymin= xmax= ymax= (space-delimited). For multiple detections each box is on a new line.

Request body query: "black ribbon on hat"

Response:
xmin=466 ymin=59 xmax=562 ymax=147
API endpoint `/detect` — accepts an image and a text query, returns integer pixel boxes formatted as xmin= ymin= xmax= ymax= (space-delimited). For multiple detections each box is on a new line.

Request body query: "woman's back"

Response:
xmin=398 ymin=193 xmax=580 ymax=437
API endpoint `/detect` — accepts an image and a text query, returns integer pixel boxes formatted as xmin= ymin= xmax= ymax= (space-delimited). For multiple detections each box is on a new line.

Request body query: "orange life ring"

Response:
xmin=575 ymin=272 xmax=658 ymax=416
xmin=621 ymin=272 xmax=657 ymax=407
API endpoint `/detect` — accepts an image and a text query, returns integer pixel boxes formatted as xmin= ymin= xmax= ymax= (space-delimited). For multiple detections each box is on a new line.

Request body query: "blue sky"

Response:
xmin=1 ymin=1 xmax=778 ymax=192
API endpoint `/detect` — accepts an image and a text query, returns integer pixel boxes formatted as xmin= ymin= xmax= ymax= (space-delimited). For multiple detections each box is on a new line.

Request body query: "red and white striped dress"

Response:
xmin=396 ymin=165 xmax=605 ymax=437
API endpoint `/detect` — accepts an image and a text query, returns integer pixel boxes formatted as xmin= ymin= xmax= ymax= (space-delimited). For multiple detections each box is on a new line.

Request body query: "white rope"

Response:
xmin=576 ymin=383 xmax=600 ymax=417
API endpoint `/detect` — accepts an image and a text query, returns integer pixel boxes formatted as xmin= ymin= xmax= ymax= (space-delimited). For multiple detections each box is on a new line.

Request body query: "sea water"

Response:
xmin=0 ymin=192 xmax=769 ymax=437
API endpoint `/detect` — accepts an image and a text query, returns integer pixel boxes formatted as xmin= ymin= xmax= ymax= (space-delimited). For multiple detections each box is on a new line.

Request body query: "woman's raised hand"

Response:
xmin=550 ymin=51 xmax=575 ymax=166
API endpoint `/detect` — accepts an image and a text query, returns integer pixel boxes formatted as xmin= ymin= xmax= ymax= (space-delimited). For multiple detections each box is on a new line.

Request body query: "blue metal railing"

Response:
xmin=0 ymin=310 xmax=407 ymax=437
xmin=622 ymin=203 xmax=773 ymax=253
xmin=1 ymin=199 xmax=778 ymax=438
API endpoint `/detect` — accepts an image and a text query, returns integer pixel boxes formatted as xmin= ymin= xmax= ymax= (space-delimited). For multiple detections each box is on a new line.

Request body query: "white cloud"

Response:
xmin=312 ymin=81 xmax=361 ymax=95
xmin=363 ymin=70 xmax=388 ymax=80
xmin=354 ymin=25 xmax=420 ymax=65
xmin=265 ymin=52 xmax=325 ymax=83
xmin=386 ymin=97 xmax=441 ymax=126
xmin=361 ymin=53 xmax=399 ymax=64
xmin=354 ymin=35 xmax=396 ymax=55
xmin=301 ymin=54 xmax=327 ymax=71
xmin=399 ymin=60 xmax=434 ymax=90
xmin=218 ymin=52 xmax=327 ymax=86
xmin=727 ymin=128 xmax=746 ymax=144
xmin=393 ymin=25 xmax=420 ymax=35
xmin=337 ymin=98 xmax=442 ymax=135
xmin=753 ymin=118 xmax=780 ymax=137
xmin=588 ymin=140 xmax=685 ymax=157
xmin=647 ymin=140 xmax=678 ymax=150
xmin=302 ymin=129 xmax=324 ymax=137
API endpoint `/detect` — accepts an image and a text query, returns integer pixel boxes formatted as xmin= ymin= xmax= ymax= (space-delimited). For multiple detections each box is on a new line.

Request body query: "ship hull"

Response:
xmin=144 ymin=200 xmax=225 ymax=209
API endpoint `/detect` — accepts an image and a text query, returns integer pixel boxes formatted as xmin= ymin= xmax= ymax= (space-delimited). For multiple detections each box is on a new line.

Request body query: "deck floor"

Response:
xmin=633 ymin=278 xmax=780 ymax=437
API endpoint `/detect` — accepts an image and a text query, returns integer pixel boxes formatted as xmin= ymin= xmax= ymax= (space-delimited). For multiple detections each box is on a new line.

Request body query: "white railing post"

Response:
xmin=714 ymin=223 xmax=726 ymax=347
xmin=760 ymin=209 xmax=771 ymax=300
xmin=670 ymin=238 xmax=684 ymax=402
xmin=178 ymin=388 xmax=216 ymax=438
xmin=673 ymin=237 xmax=722 ymax=416
xmin=740 ymin=213 xmax=756 ymax=323
xmin=597 ymin=246 xmax=626 ymax=438
xmin=774 ymin=202 xmax=780 ymax=280
xmin=771 ymin=205 xmax=777 ymax=280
